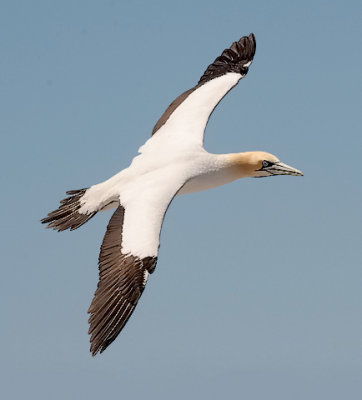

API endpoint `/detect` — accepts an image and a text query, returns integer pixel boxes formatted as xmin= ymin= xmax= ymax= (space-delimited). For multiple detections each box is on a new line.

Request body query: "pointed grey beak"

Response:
xmin=268 ymin=162 xmax=303 ymax=176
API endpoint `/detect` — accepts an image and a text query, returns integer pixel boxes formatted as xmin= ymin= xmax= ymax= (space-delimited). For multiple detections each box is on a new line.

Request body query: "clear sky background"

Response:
xmin=1 ymin=0 xmax=361 ymax=399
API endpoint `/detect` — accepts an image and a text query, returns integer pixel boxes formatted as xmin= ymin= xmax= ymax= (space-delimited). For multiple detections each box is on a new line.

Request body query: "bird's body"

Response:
xmin=42 ymin=34 xmax=302 ymax=355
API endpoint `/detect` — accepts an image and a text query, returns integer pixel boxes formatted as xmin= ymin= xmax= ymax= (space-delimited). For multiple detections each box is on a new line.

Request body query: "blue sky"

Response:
xmin=1 ymin=0 xmax=362 ymax=399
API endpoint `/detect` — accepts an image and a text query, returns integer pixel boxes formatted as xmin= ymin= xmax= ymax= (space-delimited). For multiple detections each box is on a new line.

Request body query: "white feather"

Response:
xmin=120 ymin=168 xmax=187 ymax=258
xmin=79 ymin=72 xmax=246 ymax=258
xmin=139 ymin=72 xmax=241 ymax=154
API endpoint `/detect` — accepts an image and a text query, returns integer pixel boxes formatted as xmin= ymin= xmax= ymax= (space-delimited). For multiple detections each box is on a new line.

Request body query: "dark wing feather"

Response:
xmin=41 ymin=188 xmax=95 ymax=231
xmin=88 ymin=206 xmax=157 ymax=356
xmin=151 ymin=33 xmax=256 ymax=136
xmin=198 ymin=33 xmax=256 ymax=85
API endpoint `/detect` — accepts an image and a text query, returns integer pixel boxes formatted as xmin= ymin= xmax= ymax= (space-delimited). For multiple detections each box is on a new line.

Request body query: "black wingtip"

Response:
xmin=247 ymin=33 xmax=256 ymax=55
xmin=198 ymin=33 xmax=257 ymax=85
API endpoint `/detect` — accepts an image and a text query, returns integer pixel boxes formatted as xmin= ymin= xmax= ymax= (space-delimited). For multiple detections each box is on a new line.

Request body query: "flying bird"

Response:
xmin=42 ymin=33 xmax=303 ymax=356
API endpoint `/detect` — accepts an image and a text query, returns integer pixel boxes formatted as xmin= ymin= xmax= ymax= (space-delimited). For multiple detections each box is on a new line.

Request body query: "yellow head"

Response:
xmin=228 ymin=151 xmax=303 ymax=178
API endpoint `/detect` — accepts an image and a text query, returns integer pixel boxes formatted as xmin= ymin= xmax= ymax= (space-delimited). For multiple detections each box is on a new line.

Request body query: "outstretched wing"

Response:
xmin=88 ymin=206 xmax=157 ymax=356
xmin=88 ymin=176 xmax=185 ymax=355
xmin=147 ymin=33 xmax=256 ymax=149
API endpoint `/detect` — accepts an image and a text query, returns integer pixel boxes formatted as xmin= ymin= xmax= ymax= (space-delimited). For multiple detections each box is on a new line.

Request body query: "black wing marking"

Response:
xmin=88 ymin=206 xmax=157 ymax=356
xmin=152 ymin=33 xmax=256 ymax=136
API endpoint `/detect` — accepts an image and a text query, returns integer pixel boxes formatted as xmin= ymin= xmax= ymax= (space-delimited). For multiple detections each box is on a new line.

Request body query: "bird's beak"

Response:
xmin=268 ymin=162 xmax=303 ymax=176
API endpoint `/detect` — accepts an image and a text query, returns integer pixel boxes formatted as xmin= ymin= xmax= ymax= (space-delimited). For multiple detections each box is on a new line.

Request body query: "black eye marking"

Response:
xmin=262 ymin=160 xmax=274 ymax=168
xmin=256 ymin=160 xmax=276 ymax=173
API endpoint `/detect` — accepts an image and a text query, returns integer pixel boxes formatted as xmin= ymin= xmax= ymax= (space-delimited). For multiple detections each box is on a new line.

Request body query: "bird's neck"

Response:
xmin=177 ymin=152 xmax=259 ymax=195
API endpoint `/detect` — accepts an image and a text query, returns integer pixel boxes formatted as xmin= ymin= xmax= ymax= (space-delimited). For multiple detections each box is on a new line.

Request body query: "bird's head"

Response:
xmin=228 ymin=151 xmax=303 ymax=178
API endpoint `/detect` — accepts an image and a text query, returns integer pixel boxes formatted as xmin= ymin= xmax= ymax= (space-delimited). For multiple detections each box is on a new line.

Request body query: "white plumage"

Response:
xmin=42 ymin=34 xmax=302 ymax=356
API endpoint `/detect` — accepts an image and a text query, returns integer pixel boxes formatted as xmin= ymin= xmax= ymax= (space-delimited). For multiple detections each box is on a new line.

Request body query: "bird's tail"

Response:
xmin=41 ymin=188 xmax=96 ymax=231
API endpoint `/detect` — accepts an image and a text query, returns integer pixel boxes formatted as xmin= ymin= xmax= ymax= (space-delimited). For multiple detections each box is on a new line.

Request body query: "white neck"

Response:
xmin=177 ymin=153 xmax=249 ymax=195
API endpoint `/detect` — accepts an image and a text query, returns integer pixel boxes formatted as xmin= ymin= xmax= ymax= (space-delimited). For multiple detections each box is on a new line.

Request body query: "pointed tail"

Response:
xmin=41 ymin=188 xmax=96 ymax=231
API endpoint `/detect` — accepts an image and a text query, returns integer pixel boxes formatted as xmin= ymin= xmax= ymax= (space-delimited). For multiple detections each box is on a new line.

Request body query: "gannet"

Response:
xmin=42 ymin=33 xmax=303 ymax=356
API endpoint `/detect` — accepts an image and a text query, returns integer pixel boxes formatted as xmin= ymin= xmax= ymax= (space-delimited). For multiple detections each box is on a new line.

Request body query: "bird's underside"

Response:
xmin=42 ymin=34 xmax=257 ymax=355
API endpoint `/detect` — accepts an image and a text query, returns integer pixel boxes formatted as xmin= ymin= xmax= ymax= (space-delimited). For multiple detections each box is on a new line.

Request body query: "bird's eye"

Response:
xmin=262 ymin=160 xmax=272 ymax=168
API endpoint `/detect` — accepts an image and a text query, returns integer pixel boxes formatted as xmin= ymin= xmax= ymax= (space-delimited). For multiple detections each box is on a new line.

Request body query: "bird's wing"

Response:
xmin=88 ymin=175 xmax=185 ymax=355
xmin=146 ymin=33 xmax=256 ymax=151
